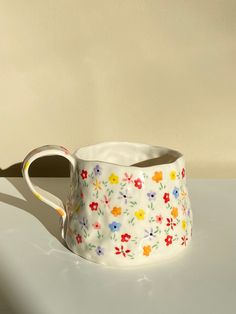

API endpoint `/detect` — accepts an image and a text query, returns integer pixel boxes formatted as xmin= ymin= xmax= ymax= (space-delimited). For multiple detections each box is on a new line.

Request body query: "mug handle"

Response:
xmin=22 ymin=145 xmax=76 ymax=239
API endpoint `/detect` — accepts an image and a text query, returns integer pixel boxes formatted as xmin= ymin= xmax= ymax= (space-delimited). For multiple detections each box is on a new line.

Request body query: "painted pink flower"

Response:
xmin=89 ymin=201 xmax=98 ymax=211
xmin=166 ymin=217 xmax=176 ymax=230
xmin=76 ymin=233 xmax=82 ymax=244
xmin=134 ymin=178 xmax=142 ymax=189
xmin=121 ymin=233 xmax=131 ymax=242
xmin=92 ymin=222 xmax=101 ymax=229
xmin=80 ymin=169 xmax=88 ymax=179
xmin=181 ymin=235 xmax=188 ymax=246
xmin=182 ymin=205 xmax=187 ymax=216
xmin=163 ymin=192 xmax=170 ymax=203
xmin=115 ymin=245 xmax=131 ymax=257
xmin=122 ymin=172 xmax=134 ymax=183
xmin=165 ymin=235 xmax=173 ymax=246
xmin=101 ymin=195 xmax=111 ymax=208
xmin=156 ymin=214 xmax=163 ymax=224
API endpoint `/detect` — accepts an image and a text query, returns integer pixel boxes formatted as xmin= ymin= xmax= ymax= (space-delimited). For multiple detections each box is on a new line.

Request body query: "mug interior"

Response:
xmin=74 ymin=142 xmax=182 ymax=167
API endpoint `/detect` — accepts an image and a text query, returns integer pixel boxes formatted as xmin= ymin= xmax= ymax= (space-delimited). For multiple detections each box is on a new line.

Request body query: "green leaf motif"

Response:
xmin=87 ymin=243 xmax=96 ymax=250
xmin=128 ymin=217 xmax=135 ymax=226
xmin=129 ymin=201 xmax=137 ymax=207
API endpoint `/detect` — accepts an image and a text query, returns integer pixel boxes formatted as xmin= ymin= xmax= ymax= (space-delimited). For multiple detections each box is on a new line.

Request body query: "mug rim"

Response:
xmin=72 ymin=141 xmax=184 ymax=169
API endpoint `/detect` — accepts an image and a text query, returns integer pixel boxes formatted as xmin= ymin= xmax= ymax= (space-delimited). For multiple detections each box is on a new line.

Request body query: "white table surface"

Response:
xmin=0 ymin=178 xmax=236 ymax=314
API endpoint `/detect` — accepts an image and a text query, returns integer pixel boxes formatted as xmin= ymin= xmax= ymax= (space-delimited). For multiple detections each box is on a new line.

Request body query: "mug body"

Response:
xmin=65 ymin=142 xmax=193 ymax=267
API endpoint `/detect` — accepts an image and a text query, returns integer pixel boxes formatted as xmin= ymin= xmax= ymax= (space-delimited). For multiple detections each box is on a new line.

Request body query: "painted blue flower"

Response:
xmin=109 ymin=221 xmax=121 ymax=232
xmin=96 ymin=246 xmax=104 ymax=256
xmin=172 ymin=187 xmax=179 ymax=199
xmin=94 ymin=164 xmax=102 ymax=176
xmin=147 ymin=191 xmax=156 ymax=201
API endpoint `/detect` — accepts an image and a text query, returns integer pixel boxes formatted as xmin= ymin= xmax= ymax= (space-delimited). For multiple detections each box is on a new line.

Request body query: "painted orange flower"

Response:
xmin=111 ymin=206 xmax=122 ymax=217
xmin=152 ymin=171 xmax=163 ymax=183
xmin=143 ymin=245 xmax=152 ymax=256
xmin=171 ymin=207 xmax=178 ymax=218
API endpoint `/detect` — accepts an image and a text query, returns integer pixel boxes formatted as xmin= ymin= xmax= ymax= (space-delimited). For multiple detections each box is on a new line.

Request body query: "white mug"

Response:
xmin=22 ymin=142 xmax=193 ymax=267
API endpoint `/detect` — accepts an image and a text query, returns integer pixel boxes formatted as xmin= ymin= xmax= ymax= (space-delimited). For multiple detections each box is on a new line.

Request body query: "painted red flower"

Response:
xmin=165 ymin=235 xmax=173 ymax=246
xmin=115 ymin=245 xmax=131 ymax=257
xmin=89 ymin=201 xmax=98 ymax=211
xmin=163 ymin=192 xmax=170 ymax=203
xmin=134 ymin=178 xmax=142 ymax=189
xmin=121 ymin=233 xmax=131 ymax=242
xmin=80 ymin=169 xmax=88 ymax=179
xmin=181 ymin=235 xmax=188 ymax=246
xmin=76 ymin=233 xmax=82 ymax=244
xmin=166 ymin=217 xmax=176 ymax=230
xmin=181 ymin=168 xmax=185 ymax=179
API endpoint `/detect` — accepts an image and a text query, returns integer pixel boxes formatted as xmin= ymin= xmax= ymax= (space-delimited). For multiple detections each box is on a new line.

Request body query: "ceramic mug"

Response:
xmin=22 ymin=142 xmax=193 ymax=267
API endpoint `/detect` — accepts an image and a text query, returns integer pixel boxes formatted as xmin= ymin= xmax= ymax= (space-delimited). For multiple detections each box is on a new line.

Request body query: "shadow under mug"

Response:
xmin=22 ymin=142 xmax=193 ymax=267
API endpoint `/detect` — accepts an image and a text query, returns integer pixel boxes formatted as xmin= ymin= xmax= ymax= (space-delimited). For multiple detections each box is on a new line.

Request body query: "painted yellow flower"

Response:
xmin=111 ymin=206 xmax=122 ymax=217
xmin=93 ymin=179 xmax=102 ymax=190
xmin=171 ymin=207 xmax=178 ymax=219
xmin=182 ymin=219 xmax=187 ymax=230
xmin=181 ymin=191 xmax=187 ymax=199
xmin=135 ymin=209 xmax=145 ymax=220
xmin=170 ymin=170 xmax=176 ymax=180
xmin=152 ymin=171 xmax=163 ymax=183
xmin=109 ymin=173 xmax=119 ymax=184
xmin=143 ymin=245 xmax=152 ymax=256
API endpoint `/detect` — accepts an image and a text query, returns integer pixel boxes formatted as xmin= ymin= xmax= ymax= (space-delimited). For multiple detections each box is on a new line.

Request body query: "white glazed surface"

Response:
xmin=23 ymin=142 xmax=193 ymax=267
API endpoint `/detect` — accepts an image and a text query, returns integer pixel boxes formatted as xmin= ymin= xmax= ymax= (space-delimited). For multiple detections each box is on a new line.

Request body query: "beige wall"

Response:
xmin=0 ymin=0 xmax=236 ymax=177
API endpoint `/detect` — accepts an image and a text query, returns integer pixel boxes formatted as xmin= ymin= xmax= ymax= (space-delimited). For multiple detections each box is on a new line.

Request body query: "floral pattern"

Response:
xmin=152 ymin=171 xmax=163 ymax=183
xmin=96 ymin=246 xmax=104 ymax=256
xmin=121 ymin=233 xmax=131 ymax=242
xmin=115 ymin=245 xmax=131 ymax=257
xmin=66 ymin=161 xmax=192 ymax=265
xmin=109 ymin=221 xmax=121 ymax=232
xmin=165 ymin=235 xmax=173 ymax=246
xmin=22 ymin=144 xmax=192 ymax=266
xmin=109 ymin=173 xmax=119 ymax=184
xmin=80 ymin=169 xmax=88 ymax=180
xmin=134 ymin=178 xmax=142 ymax=189
xmin=143 ymin=245 xmax=152 ymax=256
xmin=76 ymin=234 xmax=82 ymax=244
xmin=147 ymin=191 xmax=156 ymax=201
xmin=92 ymin=221 xmax=101 ymax=229
xmin=163 ymin=192 xmax=170 ymax=203
xmin=135 ymin=209 xmax=145 ymax=220
xmin=156 ymin=214 xmax=163 ymax=224
xmin=111 ymin=206 xmax=122 ymax=217
xmin=89 ymin=201 xmax=98 ymax=211
xmin=171 ymin=207 xmax=178 ymax=218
